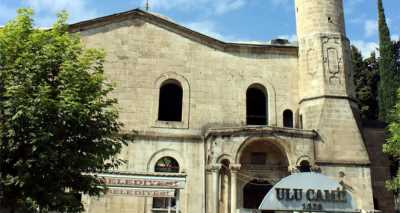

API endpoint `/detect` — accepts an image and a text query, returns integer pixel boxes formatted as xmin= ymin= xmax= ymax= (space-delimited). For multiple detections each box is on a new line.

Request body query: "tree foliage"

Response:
xmin=377 ymin=0 xmax=400 ymax=121
xmin=0 ymin=9 xmax=124 ymax=212
xmin=395 ymin=38 xmax=400 ymax=69
xmin=351 ymin=46 xmax=379 ymax=120
xmin=383 ymin=90 xmax=400 ymax=190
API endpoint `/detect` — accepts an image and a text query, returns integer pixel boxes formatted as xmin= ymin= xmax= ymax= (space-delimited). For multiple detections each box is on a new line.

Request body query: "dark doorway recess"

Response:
xmin=243 ymin=180 xmax=273 ymax=213
xmin=246 ymin=86 xmax=268 ymax=125
xmin=283 ymin=109 xmax=294 ymax=128
xmin=158 ymin=80 xmax=183 ymax=122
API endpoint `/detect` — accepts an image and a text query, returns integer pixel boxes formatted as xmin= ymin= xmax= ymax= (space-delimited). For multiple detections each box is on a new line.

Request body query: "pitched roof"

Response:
xmin=68 ymin=9 xmax=298 ymax=55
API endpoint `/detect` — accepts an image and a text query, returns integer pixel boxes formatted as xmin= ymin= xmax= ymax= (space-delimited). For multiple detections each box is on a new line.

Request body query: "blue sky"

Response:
xmin=0 ymin=0 xmax=399 ymax=57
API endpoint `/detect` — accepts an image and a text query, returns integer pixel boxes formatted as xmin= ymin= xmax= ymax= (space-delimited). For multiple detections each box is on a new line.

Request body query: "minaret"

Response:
xmin=294 ymin=0 xmax=369 ymax=164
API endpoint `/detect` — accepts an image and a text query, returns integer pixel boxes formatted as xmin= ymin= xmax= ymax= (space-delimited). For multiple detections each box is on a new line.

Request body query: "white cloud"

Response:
xmin=214 ymin=0 xmax=245 ymax=15
xmin=184 ymin=20 xmax=258 ymax=43
xmin=185 ymin=20 xmax=231 ymax=41
xmin=345 ymin=0 xmax=364 ymax=14
xmin=352 ymin=40 xmax=378 ymax=58
xmin=143 ymin=0 xmax=247 ymax=15
xmin=364 ymin=19 xmax=377 ymax=37
xmin=24 ymin=0 xmax=98 ymax=26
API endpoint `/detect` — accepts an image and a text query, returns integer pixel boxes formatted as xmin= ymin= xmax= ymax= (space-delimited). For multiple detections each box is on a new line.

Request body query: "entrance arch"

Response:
xmin=237 ymin=140 xmax=290 ymax=211
xmin=243 ymin=180 xmax=273 ymax=212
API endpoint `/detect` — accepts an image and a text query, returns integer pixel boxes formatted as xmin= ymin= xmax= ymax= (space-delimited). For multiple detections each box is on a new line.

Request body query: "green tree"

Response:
xmin=395 ymin=38 xmax=400 ymax=69
xmin=377 ymin=0 xmax=399 ymax=121
xmin=351 ymin=46 xmax=379 ymax=120
xmin=383 ymin=90 xmax=400 ymax=190
xmin=0 ymin=9 xmax=124 ymax=212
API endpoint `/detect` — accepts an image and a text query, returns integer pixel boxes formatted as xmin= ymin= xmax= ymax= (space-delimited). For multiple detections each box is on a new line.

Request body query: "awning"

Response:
xmin=259 ymin=172 xmax=360 ymax=212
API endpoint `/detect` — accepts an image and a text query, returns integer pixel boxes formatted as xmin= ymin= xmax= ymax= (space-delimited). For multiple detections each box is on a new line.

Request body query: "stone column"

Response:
xmin=210 ymin=164 xmax=221 ymax=213
xmin=222 ymin=172 xmax=229 ymax=213
xmin=230 ymin=164 xmax=241 ymax=213
xmin=176 ymin=189 xmax=180 ymax=213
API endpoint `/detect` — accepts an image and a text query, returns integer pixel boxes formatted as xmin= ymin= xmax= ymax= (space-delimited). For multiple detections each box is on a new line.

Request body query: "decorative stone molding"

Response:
xmin=152 ymin=72 xmax=190 ymax=129
xmin=322 ymin=36 xmax=343 ymax=85
xmin=206 ymin=164 xmax=222 ymax=172
xmin=229 ymin=164 xmax=241 ymax=172
xmin=147 ymin=148 xmax=185 ymax=173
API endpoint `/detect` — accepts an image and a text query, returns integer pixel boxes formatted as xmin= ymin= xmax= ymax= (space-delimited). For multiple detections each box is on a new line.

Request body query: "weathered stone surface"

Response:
xmin=67 ymin=1 xmax=388 ymax=212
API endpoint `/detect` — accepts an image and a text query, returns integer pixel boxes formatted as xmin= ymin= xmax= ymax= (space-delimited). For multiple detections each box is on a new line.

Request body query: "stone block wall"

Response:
xmin=78 ymin=17 xmax=299 ymax=133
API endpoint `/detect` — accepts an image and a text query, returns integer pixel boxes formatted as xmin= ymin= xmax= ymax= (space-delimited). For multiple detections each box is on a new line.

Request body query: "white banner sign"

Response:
xmin=98 ymin=173 xmax=186 ymax=189
xmin=259 ymin=173 xmax=359 ymax=212
xmin=107 ymin=187 xmax=175 ymax=197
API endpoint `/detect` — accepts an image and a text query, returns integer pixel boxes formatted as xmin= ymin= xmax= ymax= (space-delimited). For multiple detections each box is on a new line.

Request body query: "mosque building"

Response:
xmin=68 ymin=0 xmax=395 ymax=212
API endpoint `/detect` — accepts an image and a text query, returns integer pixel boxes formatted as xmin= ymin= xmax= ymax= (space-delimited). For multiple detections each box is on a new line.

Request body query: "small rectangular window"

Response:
xmin=251 ymin=152 xmax=266 ymax=165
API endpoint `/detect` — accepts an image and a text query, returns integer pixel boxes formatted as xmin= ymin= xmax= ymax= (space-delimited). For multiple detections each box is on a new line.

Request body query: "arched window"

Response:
xmin=158 ymin=80 xmax=183 ymax=122
xmin=283 ymin=109 xmax=294 ymax=128
xmin=246 ymin=85 xmax=268 ymax=125
xmin=153 ymin=157 xmax=180 ymax=212
xmin=297 ymin=160 xmax=311 ymax=173
xmin=154 ymin=157 xmax=180 ymax=173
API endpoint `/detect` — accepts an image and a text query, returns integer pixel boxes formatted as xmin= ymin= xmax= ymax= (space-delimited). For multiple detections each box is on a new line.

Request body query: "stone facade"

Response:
xmin=67 ymin=0 xmax=394 ymax=212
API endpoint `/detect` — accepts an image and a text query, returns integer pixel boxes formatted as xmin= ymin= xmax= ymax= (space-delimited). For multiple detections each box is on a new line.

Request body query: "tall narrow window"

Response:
xmin=158 ymin=80 xmax=183 ymax=122
xmin=283 ymin=110 xmax=294 ymax=128
xmin=246 ymin=85 xmax=268 ymax=125
xmin=153 ymin=157 xmax=180 ymax=213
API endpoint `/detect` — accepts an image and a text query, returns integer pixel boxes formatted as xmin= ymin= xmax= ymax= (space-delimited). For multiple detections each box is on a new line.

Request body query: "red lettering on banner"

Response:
xmin=108 ymin=188 xmax=174 ymax=197
xmin=101 ymin=177 xmax=182 ymax=188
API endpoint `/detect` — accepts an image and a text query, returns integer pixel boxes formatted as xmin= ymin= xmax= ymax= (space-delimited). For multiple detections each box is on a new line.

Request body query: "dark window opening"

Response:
xmin=155 ymin=157 xmax=180 ymax=173
xmin=283 ymin=110 xmax=294 ymax=128
xmin=251 ymin=152 xmax=266 ymax=165
xmin=246 ymin=86 xmax=268 ymax=125
xmin=297 ymin=160 xmax=311 ymax=173
xmin=153 ymin=197 xmax=176 ymax=210
xmin=158 ymin=80 xmax=183 ymax=122
xmin=243 ymin=180 xmax=273 ymax=212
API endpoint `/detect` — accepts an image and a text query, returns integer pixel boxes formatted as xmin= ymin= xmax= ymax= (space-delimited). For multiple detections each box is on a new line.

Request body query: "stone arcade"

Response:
xmin=67 ymin=0 xmax=393 ymax=212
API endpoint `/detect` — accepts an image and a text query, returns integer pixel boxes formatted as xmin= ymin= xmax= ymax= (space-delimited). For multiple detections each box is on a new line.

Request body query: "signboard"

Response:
xmin=97 ymin=173 xmax=186 ymax=189
xmin=259 ymin=173 xmax=360 ymax=212
xmin=107 ymin=187 xmax=175 ymax=197
xmin=95 ymin=173 xmax=186 ymax=198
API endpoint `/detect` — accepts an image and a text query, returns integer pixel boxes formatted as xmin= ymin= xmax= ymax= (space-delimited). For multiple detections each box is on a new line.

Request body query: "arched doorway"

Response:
xmin=238 ymin=140 xmax=289 ymax=211
xmin=243 ymin=179 xmax=273 ymax=212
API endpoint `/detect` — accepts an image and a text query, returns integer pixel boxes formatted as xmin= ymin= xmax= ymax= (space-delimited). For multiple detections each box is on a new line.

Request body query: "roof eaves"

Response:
xmin=68 ymin=8 xmax=298 ymax=55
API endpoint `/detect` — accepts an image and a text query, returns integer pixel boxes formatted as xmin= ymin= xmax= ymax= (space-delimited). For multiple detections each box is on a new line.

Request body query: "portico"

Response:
xmin=205 ymin=126 xmax=317 ymax=213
